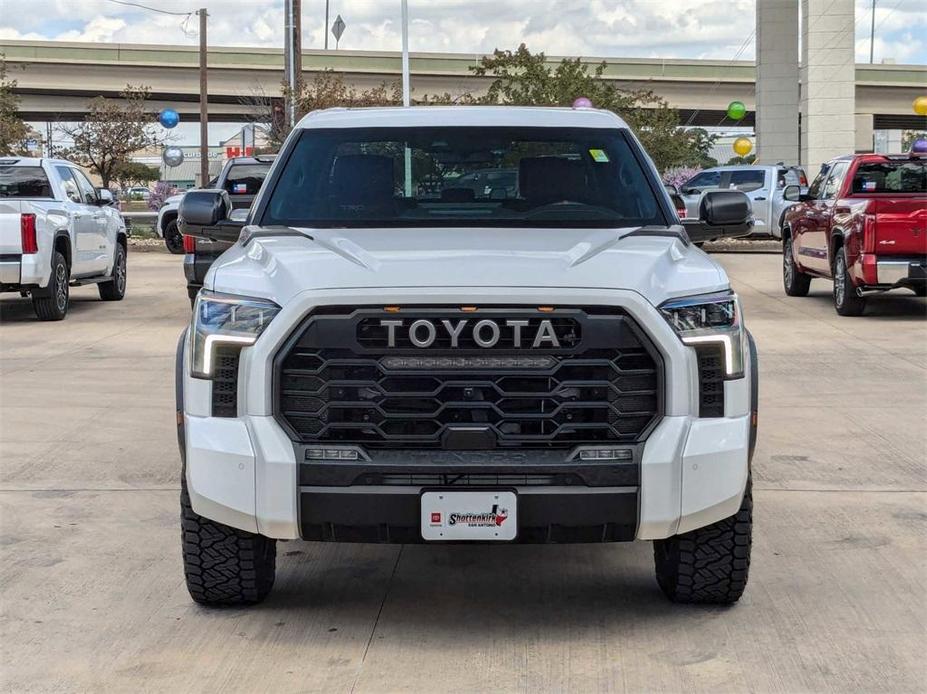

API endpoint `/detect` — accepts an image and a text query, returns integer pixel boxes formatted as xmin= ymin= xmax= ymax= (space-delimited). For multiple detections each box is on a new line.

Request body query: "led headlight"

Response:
xmin=659 ymin=290 xmax=745 ymax=379
xmin=190 ymin=290 xmax=280 ymax=379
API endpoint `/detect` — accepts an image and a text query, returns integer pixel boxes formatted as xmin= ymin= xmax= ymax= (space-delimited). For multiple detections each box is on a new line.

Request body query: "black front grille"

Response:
xmin=276 ymin=307 xmax=662 ymax=449
xmin=695 ymin=344 xmax=725 ymax=417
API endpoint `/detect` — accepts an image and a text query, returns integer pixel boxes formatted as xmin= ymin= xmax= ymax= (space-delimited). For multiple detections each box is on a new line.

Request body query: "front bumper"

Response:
xmin=179 ymin=287 xmax=755 ymax=542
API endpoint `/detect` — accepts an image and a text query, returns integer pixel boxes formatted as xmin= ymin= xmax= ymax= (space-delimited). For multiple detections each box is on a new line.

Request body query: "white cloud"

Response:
xmin=0 ymin=0 xmax=923 ymax=64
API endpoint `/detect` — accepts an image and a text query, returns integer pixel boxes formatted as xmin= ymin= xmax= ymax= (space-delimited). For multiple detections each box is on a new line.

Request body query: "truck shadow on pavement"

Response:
xmin=236 ymin=541 xmax=718 ymax=641
xmin=0 ymin=295 xmax=106 ymax=323
xmin=802 ymin=290 xmax=927 ymax=319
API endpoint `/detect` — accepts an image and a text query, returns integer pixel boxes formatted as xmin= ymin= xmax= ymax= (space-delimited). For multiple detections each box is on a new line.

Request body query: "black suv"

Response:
xmin=183 ymin=155 xmax=276 ymax=304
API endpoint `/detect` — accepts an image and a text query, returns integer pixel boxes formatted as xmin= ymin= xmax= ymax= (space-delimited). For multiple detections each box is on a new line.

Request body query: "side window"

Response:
xmin=71 ymin=169 xmax=98 ymax=204
xmin=55 ymin=166 xmax=82 ymax=203
xmin=729 ymin=170 xmax=767 ymax=193
xmin=821 ymin=162 xmax=849 ymax=200
xmin=807 ymin=164 xmax=832 ymax=199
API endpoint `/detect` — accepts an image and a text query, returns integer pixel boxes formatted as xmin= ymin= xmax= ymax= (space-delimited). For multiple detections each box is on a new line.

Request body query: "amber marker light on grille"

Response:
xmin=384 ymin=306 xmax=401 ymax=313
xmin=460 ymin=306 xmax=478 ymax=312
xmin=538 ymin=306 xmax=555 ymax=312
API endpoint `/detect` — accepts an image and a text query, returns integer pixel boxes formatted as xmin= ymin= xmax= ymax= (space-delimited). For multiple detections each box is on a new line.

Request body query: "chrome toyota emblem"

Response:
xmin=379 ymin=318 xmax=562 ymax=349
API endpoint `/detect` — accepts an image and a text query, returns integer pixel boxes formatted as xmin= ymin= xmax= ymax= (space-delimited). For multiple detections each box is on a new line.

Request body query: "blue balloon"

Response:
xmin=158 ymin=108 xmax=180 ymax=129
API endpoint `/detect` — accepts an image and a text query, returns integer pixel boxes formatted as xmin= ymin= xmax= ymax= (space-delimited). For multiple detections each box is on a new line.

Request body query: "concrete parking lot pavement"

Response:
xmin=1 ymin=252 xmax=925 ymax=693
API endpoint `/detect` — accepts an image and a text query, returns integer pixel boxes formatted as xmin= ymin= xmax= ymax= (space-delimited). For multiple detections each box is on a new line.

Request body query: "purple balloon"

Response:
xmin=572 ymin=97 xmax=593 ymax=109
xmin=911 ymin=138 xmax=927 ymax=154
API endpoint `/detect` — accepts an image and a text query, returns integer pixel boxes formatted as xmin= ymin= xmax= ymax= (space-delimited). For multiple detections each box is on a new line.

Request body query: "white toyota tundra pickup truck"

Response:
xmin=0 ymin=157 xmax=128 ymax=320
xmin=176 ymin=106 xmax=758 ymax=607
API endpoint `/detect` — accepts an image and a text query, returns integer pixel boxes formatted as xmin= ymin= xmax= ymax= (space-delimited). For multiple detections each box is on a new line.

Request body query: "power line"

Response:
xmin=103 ymin=0 xmax=193 ymax=17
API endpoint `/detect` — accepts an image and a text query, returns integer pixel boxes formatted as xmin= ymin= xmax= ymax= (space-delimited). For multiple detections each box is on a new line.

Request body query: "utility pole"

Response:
xmin=324 ymin=0 xmax=330 ymax=50
xmin=869 ymin=0 xmax=876 ymax=64
xmin=198 ymin=8 xmax=209 ymax=187
xmin=284 ymin=0 xmax=302 ymax=129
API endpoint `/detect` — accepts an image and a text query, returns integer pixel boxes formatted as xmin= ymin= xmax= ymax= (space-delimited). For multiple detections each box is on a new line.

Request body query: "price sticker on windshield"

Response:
xmin=589 ymin=148 xmax=610 ymax=163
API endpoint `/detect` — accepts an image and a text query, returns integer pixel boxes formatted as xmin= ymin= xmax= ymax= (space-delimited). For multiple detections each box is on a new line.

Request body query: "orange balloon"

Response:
xmin=733 ymin=137 xmax=753 ymax=157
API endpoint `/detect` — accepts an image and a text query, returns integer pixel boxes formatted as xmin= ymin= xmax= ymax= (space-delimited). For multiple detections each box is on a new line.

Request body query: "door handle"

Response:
xmin=754 ymin=197 xmax=766 ymax=201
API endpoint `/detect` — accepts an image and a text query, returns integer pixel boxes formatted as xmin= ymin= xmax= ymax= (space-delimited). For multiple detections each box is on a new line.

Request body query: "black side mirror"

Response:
xmin=663 ymin=183 xmax=680 ymax=197
xmin=681 ymin=190 xmax=753 ymax=244
xmin=179 ymin=189 xmax=245 ymax=243
xmin=783 ymin=184 xmax=801 ymax=202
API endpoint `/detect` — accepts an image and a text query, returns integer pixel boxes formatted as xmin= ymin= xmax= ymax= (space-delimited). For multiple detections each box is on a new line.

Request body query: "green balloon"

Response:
xmin=727 ymin=101 xmax=747 ymax=121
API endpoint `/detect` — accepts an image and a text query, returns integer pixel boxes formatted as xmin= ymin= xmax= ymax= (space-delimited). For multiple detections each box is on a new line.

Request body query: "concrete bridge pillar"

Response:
xmin=756 ymin=0 xmax=800 ymax=165
xmin=800 ymin=0 xmax=856 ymax=174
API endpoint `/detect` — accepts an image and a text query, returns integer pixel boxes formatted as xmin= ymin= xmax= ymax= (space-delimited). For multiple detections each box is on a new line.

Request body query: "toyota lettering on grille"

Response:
xmin=379 ymin=318 xmax=565 ymax=349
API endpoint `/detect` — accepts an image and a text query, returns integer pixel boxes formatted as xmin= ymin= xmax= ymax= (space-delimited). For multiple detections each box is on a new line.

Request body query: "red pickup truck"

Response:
xmin=780 ymin=153 xmax=926 ymax=315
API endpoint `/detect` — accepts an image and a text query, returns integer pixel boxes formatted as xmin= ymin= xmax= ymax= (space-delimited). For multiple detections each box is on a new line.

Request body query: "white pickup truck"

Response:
xmin=177 ymin=106 xmax=758 ymax=607
xmin=0 ymin=157 xmax=127 ymax=320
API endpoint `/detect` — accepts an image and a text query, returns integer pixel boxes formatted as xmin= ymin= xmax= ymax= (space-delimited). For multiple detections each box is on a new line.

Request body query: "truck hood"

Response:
xmin=207 ymin=226 xmax=729 ymax=307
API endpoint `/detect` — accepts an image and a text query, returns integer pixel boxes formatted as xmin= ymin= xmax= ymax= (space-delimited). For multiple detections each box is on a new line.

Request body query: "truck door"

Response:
xmin=794 ymin=163 xmax=840 ymax=274
xmin=54 ymin=166 xmax=98 ymax=276
xmin=729 ymin=169 xmax=770 ymax=234
xmin=71 ymin=168 xmax=112 ymax=275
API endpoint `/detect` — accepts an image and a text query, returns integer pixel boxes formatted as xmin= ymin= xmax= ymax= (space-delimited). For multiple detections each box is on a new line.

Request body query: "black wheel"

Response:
xmin=180 ymin=479 xmax=276 ymax=606
xmin=99 ymin=243 xmax=127 ymax=301
xmin=164 ymin=219 xmax=184 ymax=255
xmin=833 ymin=247 xmax=865 ymax=316
xmin=782 ymin=235 xmax=811 ymax=297
xmin=32 ymin=250 xmax=69 ymax=321
xmin=653 ymin=479 xmax=752 ymax=605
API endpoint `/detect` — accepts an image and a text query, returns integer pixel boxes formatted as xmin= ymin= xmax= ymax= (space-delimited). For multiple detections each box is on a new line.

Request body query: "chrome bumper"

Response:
xmin=877 ymin=259 xmax=926 ymax=286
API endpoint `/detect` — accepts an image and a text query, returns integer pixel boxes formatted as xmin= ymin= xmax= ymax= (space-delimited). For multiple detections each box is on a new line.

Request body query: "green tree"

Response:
xmin=110 ymin=160 xmax=160 ymax=189
xmin=470 ymin=45 xmax=709 ymax=172
xmin=0 ymin=56 xmax=32 ymax=156
xmin=60 ymin=85 xmax=165 ymax=188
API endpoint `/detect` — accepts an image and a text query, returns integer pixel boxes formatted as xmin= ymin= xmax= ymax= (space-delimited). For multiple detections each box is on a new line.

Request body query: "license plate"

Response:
xmin=420 ymin=490 xmax=517 ymax=541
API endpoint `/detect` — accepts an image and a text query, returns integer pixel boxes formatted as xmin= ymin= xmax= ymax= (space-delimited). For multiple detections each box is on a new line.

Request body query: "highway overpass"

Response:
xmin=2 ymin=39 xmax=925 ymax=133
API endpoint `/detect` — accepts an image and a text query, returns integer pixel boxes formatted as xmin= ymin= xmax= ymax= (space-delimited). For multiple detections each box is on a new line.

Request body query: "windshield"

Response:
xmin=0 ymin=166 xmax=52 ymax=198
xmin=224 ymin=163 xmax=272 ymax=196
xmin=852 ymin=161 xmax=926 ymax=193
xmin=260 ymin=127 xmax=667 ymax=228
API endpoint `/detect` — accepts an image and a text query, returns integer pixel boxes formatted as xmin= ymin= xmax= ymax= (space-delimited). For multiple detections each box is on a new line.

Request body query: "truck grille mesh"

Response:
xmin=695 ymin=344 xmax=725 ymax=417
xmin=276 ymin=308 xmax=662 ymax=449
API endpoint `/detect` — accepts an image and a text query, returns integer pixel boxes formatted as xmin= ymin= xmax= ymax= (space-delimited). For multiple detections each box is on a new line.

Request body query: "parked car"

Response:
xmin=0 ymin=157 xmax=128 ymax=320
xmin=681 ymin=164 xmax=807 ymax=237
xmin=156 ymin=192 xmax=186 ymax=254
xmin=173 ymin=155 xmax=275 ymax=300
xmin=124 ymin=186 xmax=151 ymax=201
xmin=177 ymin=106 xmax=757 ymax=607
xmin=781 ymin=153 xmax=926 ymax=315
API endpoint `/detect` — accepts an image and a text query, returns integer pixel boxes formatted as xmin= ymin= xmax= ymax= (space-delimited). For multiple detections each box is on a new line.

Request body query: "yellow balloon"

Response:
xmin=914 ymin=96 xmax=927 ymax=116
xmin=733 ymin=137 xmax=753 ymax=157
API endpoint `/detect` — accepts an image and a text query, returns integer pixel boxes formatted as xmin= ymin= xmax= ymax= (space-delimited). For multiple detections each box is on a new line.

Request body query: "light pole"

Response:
xmin=198 ymin=8 xmax=208 ymax=187
xmin=869 ymin=0 xmax=876 ymax=64
xmin=401 ymin=0 xmax=410 ymax=107
xmin=284 ymin=0 xmax=302 ymax=129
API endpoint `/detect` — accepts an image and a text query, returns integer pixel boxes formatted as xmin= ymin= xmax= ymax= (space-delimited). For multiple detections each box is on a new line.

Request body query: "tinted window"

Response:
xmin=821 ymin=162 xmax=849 ymax=200
xmin=852 ymin=161 xmax=926 ymax=194
xmin=0 ymin=166 xmax=52 ymax=198
xmin=684 ymin=171 xmax=722 ymax=191
xmin=71 ymin=169 xmax=98 ymax=203
xmin=55 ymin=166 xmax=83 ymax=203
xmin=807 ymin=164 xmax=832 ymax=199
xmin=262 ymin=127 xmax=666 ymax=229
xmin=224 ymin=164 xmax=271 ymax=196
xmin=729 ymin=170 xmax=766 ymax=192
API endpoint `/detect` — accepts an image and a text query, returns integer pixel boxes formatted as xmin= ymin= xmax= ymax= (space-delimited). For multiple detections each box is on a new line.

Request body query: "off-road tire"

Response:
xmin=782 ymin=235 xmax=811 ymax=297
xmin=180 ymin=480 xmax=276 ymax=606
xmin=833 ymin=247 xmax=865 ymax=316
xmin=164 ymin=219 xmax=184 ymax=255
xmin=653 ymin=479 xmax=752 ymax=604
xmin=99 ymin=243 xmax=127 ymax=301
xmin=32 ymin=251 xmax=69 ymax=321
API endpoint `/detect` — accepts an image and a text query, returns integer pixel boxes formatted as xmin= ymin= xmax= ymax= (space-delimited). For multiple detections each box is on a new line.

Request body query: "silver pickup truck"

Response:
xmin=0 ymin=157 xmax=127 ymax=320
xmin=680 ymin=164 xmax=807 ymax=238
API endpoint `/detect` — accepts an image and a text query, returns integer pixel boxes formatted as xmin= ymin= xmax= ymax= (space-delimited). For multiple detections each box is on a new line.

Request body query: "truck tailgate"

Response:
xmin=871 ymin=197 xmax=927 ymax=256
xmin=0 ymin=201 xmax=25 ymax=255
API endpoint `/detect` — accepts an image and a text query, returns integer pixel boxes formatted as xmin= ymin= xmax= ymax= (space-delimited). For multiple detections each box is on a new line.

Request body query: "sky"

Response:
xmin=0 ymin=0 xmax=925 ymax=65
